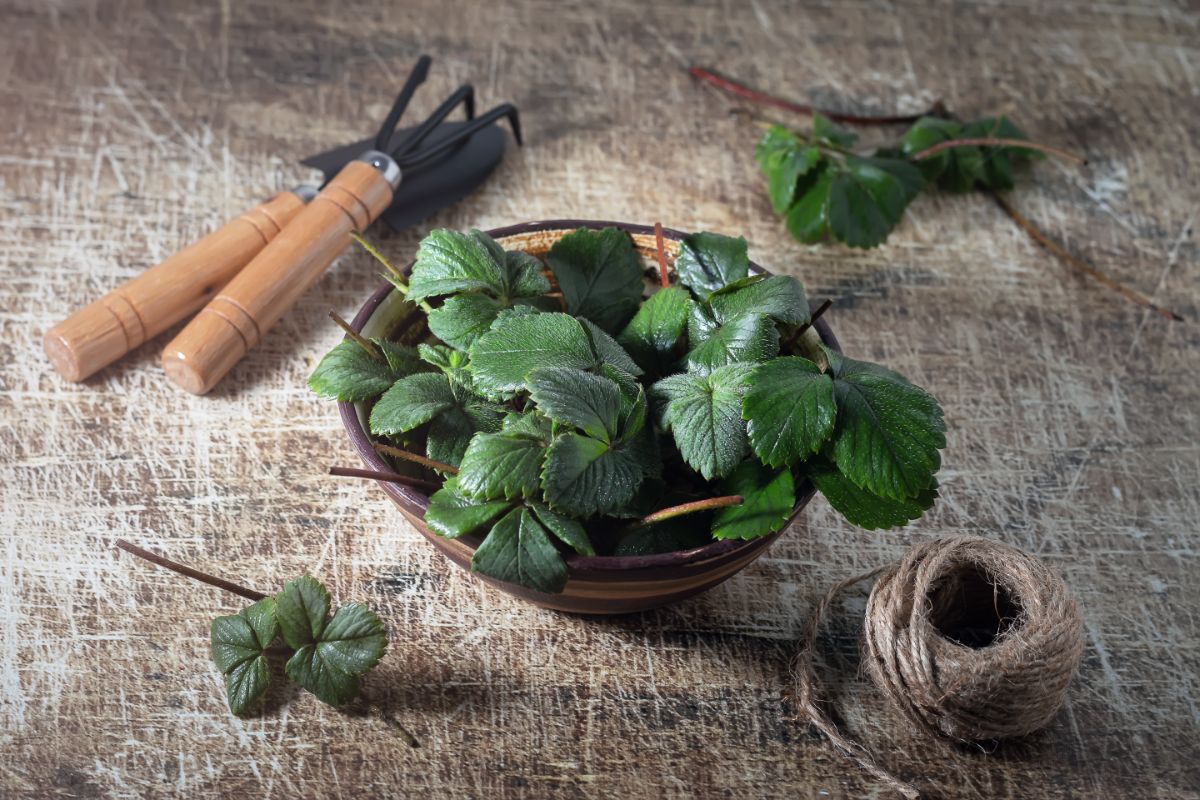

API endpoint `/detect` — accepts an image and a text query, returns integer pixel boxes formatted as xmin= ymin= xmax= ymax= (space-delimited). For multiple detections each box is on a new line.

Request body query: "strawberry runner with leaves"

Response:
xmin=311 ymin=226 xmax=947 ymax=595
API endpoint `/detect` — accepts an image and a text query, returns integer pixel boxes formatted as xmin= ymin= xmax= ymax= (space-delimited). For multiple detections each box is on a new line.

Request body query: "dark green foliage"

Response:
xmin=209 ymin=577 xmax=386 ymax=716
xmin=758 ymin=113 xmax=1040 ymax=248
xmin=312 ymin=226 xmax=948 ymax=591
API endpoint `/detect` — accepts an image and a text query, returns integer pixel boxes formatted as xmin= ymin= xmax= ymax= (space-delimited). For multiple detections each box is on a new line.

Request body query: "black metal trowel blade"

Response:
xmin=300 ymin=120 xmax=506 ymax=232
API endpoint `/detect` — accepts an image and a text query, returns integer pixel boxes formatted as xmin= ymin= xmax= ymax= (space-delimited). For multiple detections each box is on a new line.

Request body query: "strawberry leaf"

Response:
xmin=742 ymin=356 xmax=836 ymax=467
xmin=685 ymin=312 xmax=780 ymax=374
xmin=541 ymin=433 xmax=645 ymax=517
xmin=806 ymin=457 xmax=938 ymax=530
xmin=308 ymin=340 xmax=421 ymax=402
xmin=651 ymin=363 xmax=754 ymax=480
xmin=674 ymin=232 xmax=749 ymax=297
xmin=456 ymin=431 xmax=546 ymax=501
xmin=470 ymin=507 xmax=569 ymax=594
xmin=546 ymin=227 xmax=644 ymax=333
xmin=825 ymin=346 xmax=946 ymax=500
xmin=210 ymin=597 xmax=277 ymax=717
xmin=709 ymin=274 xmax=809 ymax=326
xmin=710 ymin=461 xmax=795 ymax=541
xmin=616 ymin=285 xmax=689 ymax=375
xmin=424 ymin=477 xmax=513 ymax=538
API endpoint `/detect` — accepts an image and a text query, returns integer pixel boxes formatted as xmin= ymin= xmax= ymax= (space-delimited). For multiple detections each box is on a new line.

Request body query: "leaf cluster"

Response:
xmin=311 ymin=226 xmax=947 ymax=594
xmin=210 ymin=576 xmax=386 ymax=716
xmin=757 ymin=113 xmax=1039 ymax=248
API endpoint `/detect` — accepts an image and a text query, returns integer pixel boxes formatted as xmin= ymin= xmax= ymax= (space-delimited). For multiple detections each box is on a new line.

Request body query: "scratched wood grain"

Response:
xmin=1 ymin=0 xmax=1198 ymax=797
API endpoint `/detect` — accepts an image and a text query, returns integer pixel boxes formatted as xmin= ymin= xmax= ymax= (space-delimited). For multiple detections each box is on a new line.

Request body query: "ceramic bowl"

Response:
xmin=340 ymin=219 xmax=840 ymax=614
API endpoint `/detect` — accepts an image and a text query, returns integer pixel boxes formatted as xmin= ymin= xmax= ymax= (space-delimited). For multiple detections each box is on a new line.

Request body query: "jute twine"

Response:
xmin=794 ymin=536 xmax=1085 ymax=799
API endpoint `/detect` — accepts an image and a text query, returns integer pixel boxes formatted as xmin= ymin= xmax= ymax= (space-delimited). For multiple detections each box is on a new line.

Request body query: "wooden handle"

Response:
xmin=161 ymin=160 xmax=395 ymax=395
xmin=44 ymin=191 xmax=307 ymax=382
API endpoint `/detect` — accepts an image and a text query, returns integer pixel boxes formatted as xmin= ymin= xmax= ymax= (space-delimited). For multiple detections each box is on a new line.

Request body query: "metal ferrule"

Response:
xmin=289 ymin=184 xmax=319 ymax=203
xmin=357 ymin=150 xmax=403 ymax=190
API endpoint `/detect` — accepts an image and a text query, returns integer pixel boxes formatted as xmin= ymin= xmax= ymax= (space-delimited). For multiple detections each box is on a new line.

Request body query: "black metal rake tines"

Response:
xmin=373 ymin=55 xmax=522 ymax=172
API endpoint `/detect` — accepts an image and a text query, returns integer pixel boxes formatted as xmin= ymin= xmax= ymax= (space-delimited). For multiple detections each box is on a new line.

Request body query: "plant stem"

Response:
xmin=350 ymin=233 xmax=436 ymax=314
xmin=639 ymin=495 xmax=744 ymax=526
xmin=689 ymin=66 xmax=943 ymax=125
xmin=786 ymin=299 xmax=833 ymax=350
xmin=328 ymin=466 xmax=443 ymax=492
xmin=329 ymin=310 xmax=383 ymax=361
xmin=654 ymin=222 xmax=670 ymax=288
xmin=115 ymin=540 xmax=266 ymax=601
xmin=374 ymin=443 xmax=459 ymax=475
xmin=989 ymin=192 xmax=1184 ymax=322
xmin=912 ymin=137 xmax=1086 ymax=165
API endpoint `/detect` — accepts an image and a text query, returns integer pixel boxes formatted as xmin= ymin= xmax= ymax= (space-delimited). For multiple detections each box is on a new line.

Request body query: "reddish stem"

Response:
xmin=115 ymin=539 xmax=266 ymax=601
xmin=990 ymin=193 xmax=1184 ymax=322
xmin=912 ymin=137 xmax=1086 ymax=165
xmin=689 ymin=67 xmax=942 ymax=126
xmin=374 ymin=443 xmax=459 ymax=475
xmin=329 ymin=466 xmax=443 ymax=492
xmin=654 ymin=222 xmax=670 ymax=288
xmin=329 ymin=310 xmax=383 ymax=362
xmin=641 ymin=495 xmax=744 ymax=525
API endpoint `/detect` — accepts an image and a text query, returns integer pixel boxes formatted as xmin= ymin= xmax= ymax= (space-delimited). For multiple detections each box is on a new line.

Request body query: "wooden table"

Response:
xmin=2 ymin=1 xmax=1197 ymax=797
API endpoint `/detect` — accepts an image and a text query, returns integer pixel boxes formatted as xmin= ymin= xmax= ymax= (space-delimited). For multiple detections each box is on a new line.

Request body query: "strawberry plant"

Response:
xmin=312 ymin=226 xmax=946 ymax=594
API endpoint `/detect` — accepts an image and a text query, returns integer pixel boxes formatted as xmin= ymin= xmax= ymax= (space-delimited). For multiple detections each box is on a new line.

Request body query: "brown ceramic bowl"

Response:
xmin=340 ymin=220 xmax=840 ymax=614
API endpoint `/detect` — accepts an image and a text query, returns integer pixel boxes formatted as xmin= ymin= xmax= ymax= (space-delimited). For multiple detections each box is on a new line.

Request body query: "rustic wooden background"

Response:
xmin=2 ymin=0 xmax=1197 ymax=797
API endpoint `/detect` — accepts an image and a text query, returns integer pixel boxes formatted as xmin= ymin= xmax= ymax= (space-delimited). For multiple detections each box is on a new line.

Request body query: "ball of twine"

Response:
xmin=794 ymin=536 xmax=1085 ymax=799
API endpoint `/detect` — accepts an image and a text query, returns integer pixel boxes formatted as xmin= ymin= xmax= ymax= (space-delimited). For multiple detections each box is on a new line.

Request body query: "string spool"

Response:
xmin=795 ymin=536 xmax=1085 ymax=799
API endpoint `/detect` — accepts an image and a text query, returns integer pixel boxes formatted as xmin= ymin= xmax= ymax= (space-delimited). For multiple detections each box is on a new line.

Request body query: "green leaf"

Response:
xmin=710 ymin=461 xmax=795 ymax=541
xmin=309 ymin=340 xmax=420 ymax=402
xmin=742 ymin=357 xmax=836 ymax=467
xmin=785 ymin=165 xmax=834 ymax=243
xmin=407 ymin=229 xmax=506 ymax=302
xmin=417 ymin=342 xmax=464 ymax=371
xmin=529 ymin=502 xmax=595 ymax=556
xmin=425 ymin=401 xmax=505 ymax=468
xmin=470 ymin=507 xmax=569 ymax=594
xmin=424 ymin=477 xmax=513 ymax=538
xmin=651 ymin=364 xmax=754 ymax=480
xmin=427 ymin=293 xmax=502 ymax=350
xmin=687 ymin=299 xmax=720 ymax=345
xmin=614 ymin=517 xmax=715 ymax=556
xmin=456 ymin=431 xmax=546 ymax=500
xmin=900 ymin=116 xmax=982 ymax=191
xmin=811 ymin=112 xmax=858 ymax=149
xmin=709 ymin=275 xmax=809 ymax=326
xmin=501 ymin=410 xmax=555 ymax=442
xmin=546 ymin=227 xmax=644 ymax=333
xmin=578 ymin=318 xmax=643 ymax=378
xmin=755 ymin=126 xmax=823 ymax=214
xmin=503 ymin=249 xmax=554 ymax=299
xmin=828 ymin=156 xmax=925 ymax=249
xmin=528 ymin=367 xmax=621 ymax=442
xmin=685 ymin=312 xmax=780 ymax=374
xmin=275 ymin=576 xmax=331 ymax=649
xmin=210 ymin=597 xmax=278 ymax=717
xmin=616 ymin=285 xmax=689 ymax=374
xmin=674 ymin=232 xmax=749 ymax=297
xmin=369 ymin=372 xmax=455 ymax=436
xmin=825 ymin=346 xmax=946 ymax=500
xmin=468 ymin=312 xmax=596 ymax=396
xmin=807 ymin=458 xmax=937 ymax=530
xmin=283 ymin=602 xmax=386 ymax=708
xmin=963 ymin=116 xmax=1041 ymax=190
xmin=541 ymin=433 xmax=645 ymax=517
xmin=786 ymin=156 xmax=924 ymax=249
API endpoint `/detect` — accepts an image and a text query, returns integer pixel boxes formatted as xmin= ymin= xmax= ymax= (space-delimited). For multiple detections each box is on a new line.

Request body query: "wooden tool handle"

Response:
xmin=44 ymin=191 xmax=307 ymax=382
xmin=161 ymin=158 xmax=396 ymax=395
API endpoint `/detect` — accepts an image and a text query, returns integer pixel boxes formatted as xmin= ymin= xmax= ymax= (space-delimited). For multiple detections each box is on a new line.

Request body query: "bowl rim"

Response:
xmin=339 ymin=218 xmax=841 ymax=573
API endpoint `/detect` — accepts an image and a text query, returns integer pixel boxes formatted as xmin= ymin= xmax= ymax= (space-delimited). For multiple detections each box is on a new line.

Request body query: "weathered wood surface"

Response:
xmin=1 ymin=0 xmax=1197 ymax=797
